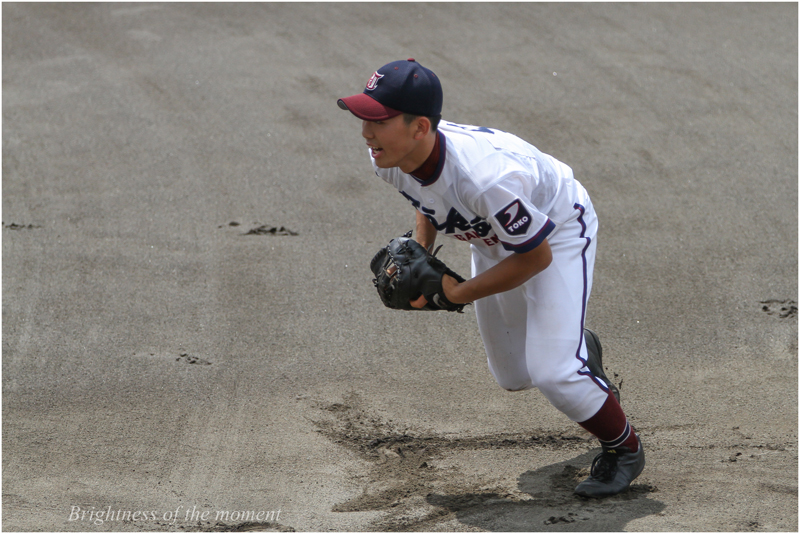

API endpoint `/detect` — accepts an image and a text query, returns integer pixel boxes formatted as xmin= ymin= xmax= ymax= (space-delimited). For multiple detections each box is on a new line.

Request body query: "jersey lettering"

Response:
xmin=399 ymin=190 xmax=423 ymax=210
xmin=443 ymin=208 xmax=471 ymax=233
xmin=430 ymin=208 xmax=493 ymax=238
xmin=399 ymin=190 xmax=497 ymax=244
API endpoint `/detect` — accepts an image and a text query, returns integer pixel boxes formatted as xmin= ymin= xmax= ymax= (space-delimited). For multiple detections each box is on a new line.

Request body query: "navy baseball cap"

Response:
xmin=338 ymin=58 xmax=442 ymax=121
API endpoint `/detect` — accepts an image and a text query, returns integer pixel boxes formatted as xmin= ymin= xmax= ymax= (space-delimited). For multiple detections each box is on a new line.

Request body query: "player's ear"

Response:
xmin=412 ymin=116 xmax=431 ymax=140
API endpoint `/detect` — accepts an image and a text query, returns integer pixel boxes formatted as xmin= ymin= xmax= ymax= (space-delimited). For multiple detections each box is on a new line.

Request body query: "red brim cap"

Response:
xmin=337 ymin=93 xmax=402 ymax=121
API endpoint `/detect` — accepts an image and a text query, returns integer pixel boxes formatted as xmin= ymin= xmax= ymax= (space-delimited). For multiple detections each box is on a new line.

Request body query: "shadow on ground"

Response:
xmin=424 ymin=451 xmax=664 ymax=531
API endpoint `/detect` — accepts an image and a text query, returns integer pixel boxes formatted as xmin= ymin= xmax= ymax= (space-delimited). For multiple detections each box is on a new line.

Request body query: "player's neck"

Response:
xmin=399 ymin=132 xmax=438 ymax=174
xmin=410 ymin=131 xmax=441 ymax=181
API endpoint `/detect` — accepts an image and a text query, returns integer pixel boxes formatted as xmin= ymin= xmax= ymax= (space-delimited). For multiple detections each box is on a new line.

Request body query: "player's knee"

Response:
xmin=529 ymin=367 xmax=572 ymax=394
xmin=502 ymin=384 xmax=530 ymax=392
xmin=495 ymin=376 xmax=531 ymax=392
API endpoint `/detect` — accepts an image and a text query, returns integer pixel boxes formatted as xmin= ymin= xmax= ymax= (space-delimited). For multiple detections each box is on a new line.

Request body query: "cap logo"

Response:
xmin=365 ymin=71 xmax=384 ymax=91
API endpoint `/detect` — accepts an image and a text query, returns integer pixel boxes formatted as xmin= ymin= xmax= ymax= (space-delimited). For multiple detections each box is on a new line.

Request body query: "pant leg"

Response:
xmin=473 ymin=202 xmax=609 ymax=422
xmin=472 ymin=251 xmax=532 ymax=391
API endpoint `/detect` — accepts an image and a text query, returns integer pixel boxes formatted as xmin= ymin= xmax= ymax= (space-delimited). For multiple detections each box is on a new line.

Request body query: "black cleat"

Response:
xmin=584 ymin=328 xmax=620 ymax=402
xmin=574 ymin=436 xmax=646 ymax=498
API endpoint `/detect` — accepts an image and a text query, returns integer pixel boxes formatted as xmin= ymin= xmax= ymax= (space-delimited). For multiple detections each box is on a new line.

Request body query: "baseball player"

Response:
xmin=338 ymin=59 xmax=644 ymax=497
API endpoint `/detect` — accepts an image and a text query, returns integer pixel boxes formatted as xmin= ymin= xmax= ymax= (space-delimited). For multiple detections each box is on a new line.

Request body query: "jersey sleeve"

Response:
xmin=470 ymin=175 xmax=555 ymax=254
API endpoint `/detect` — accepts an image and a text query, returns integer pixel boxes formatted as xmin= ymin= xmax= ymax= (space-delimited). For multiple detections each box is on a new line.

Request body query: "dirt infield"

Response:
xmin=3 ymin=3 xmax=796 ymax=531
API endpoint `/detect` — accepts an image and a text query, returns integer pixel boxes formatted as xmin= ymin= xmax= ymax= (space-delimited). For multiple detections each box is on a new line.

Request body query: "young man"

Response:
xmin=338 ymin=58 xmax=644 ymax=497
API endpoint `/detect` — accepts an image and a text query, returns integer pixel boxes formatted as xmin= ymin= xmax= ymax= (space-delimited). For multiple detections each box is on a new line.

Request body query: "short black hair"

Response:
xmin=402 ymin=113 xmax=441 ymax=132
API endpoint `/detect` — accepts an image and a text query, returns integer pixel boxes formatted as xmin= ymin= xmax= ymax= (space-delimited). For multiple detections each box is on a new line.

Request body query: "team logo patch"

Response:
xmin=365 ymin=72 xmax=384 ymax=91
xmin=495 ymin=200 xmax=532 ymax=236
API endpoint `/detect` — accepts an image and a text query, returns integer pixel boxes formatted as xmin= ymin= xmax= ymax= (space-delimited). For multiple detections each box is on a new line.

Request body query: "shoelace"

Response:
xmin=589 ymin=449 xmax=620 ymax=482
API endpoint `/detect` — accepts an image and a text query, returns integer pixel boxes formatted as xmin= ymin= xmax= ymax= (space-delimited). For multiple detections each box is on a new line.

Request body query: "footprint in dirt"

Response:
xmin=243 ymin=225 xmax=298 ymax=236
xmin=216 ymin=221 xmax=299 ymax=236
xmin=176 ymin=352 xmax=212 ymax=365
xmin=3 ymin=222 xmax=41 ymax=230
xmin=132 ymin=351 xmax=212 ymax=366
xmin=760 ymin=299 xmax=797 ymax=319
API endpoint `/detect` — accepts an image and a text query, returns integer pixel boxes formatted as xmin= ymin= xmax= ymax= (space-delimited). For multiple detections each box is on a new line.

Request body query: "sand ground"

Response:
xmin=3 ymin=3 xmax=797 ymax=532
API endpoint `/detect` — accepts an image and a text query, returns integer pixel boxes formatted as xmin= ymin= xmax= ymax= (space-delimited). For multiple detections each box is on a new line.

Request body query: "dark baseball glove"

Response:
xmin=370 ymin=232 xmax=470 ymax=312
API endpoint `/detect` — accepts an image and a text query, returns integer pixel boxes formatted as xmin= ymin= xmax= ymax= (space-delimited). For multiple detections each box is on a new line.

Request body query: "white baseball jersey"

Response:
xmin=371 ymin=120 xmax=610 ymax=422
xmin=372 ymin=121 xmax=591 ymax=261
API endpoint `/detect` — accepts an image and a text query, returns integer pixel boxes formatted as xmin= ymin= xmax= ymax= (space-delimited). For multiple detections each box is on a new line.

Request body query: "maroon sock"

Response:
xmin=578 ymin=391 xmax=639 ymax=452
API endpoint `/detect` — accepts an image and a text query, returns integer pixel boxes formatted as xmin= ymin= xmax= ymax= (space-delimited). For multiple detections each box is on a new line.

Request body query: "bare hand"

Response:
xmin=410 ymin=294 xmax=428 ymax=309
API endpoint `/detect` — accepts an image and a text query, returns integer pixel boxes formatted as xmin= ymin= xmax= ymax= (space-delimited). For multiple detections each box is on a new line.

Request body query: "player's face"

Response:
xmin=362 ymin=115 xmax=424 ymax=173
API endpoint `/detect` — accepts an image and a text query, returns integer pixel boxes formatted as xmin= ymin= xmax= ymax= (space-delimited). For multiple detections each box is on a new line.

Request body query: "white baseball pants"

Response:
xmin=471 ymin=201 xmax=610 ymax=422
